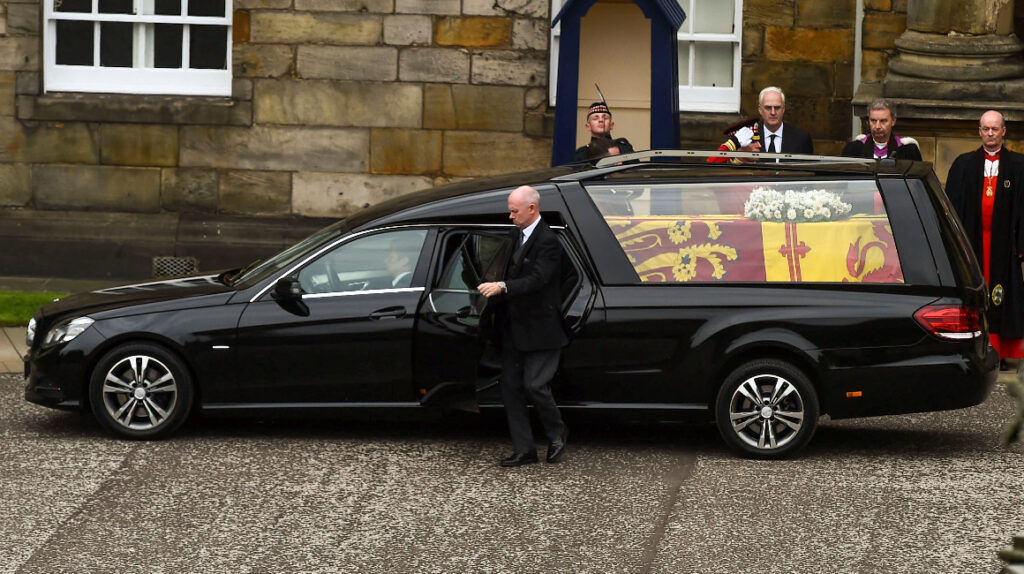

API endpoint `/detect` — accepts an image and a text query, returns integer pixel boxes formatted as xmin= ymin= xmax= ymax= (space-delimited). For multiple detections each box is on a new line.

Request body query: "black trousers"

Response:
xmin=500 ymin=344 xmax=566 ymax=454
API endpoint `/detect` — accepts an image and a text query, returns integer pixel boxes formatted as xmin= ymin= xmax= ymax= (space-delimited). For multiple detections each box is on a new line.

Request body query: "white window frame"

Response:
xmin=676 ymin=0 xmax=742 ymax=112
xmin=549 ymin=0 xmax=742 ymax=113
xmin=44 ymin=0 xmax=233 ymax=97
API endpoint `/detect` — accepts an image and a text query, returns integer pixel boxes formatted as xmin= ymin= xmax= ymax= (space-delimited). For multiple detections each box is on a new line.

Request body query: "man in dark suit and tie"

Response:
xmin=757 ymin=86 xmax=814 ymax=158
xmin=478 ymin=185 xmax=569 ymax=467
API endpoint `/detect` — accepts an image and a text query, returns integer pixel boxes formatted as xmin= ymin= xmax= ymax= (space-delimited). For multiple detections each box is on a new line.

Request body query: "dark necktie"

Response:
xmin=768 ymin=134 xmax=778 ymax=154
xmin=511 ymin=231 xmax=527 ymax=264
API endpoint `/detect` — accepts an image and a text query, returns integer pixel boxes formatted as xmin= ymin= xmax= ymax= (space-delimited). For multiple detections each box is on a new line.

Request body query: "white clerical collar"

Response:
xmin=985 ymin=148 xmax=1000 ymax=157
xmin=521 ymin=217 xmax=541 ymax=243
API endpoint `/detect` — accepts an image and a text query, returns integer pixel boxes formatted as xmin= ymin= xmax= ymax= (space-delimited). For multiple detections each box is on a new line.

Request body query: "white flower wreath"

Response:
xmin=743 ymin=187 xmax=852 ymax=223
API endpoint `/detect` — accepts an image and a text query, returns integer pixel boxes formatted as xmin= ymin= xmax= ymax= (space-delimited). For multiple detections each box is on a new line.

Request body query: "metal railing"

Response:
xmin=593 ymin=149 xmax=878 ymax=168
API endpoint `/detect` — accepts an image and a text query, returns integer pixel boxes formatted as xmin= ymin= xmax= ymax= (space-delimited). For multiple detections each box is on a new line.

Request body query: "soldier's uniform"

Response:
xmin=572 ymin=101 xmax=634 ymax=162
xmin=573 ymin=136 xmax=634 ymax=162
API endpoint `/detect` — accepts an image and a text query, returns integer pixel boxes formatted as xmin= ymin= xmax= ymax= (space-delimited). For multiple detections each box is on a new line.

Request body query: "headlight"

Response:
xmin=26 ymin=317 xmax=36 ymax=347
xmin=42 ymin=317 xmax=95 ymax=348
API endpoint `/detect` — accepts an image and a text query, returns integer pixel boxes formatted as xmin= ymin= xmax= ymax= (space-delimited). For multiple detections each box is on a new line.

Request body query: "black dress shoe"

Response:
xmin=546 ymin=429 xmax=568 ymax=463
xmin=500 ymin=451 xmax=538 ymax=467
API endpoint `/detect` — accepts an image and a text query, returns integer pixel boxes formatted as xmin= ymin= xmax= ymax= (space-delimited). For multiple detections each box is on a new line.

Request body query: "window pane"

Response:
xmin=693 ymin=42 xmax=733 ymax=87
xmin=298 ymin=230 xmax=427 ymax=294
xmin=439 ymin=234 xmax=512 ymax=290
xmin=154 ymin=0 xmax=182 ymax=15
xmin=677 ymin=42 xmax=691 ymax=86
xmin=584 ymin=181 xmax=903 ymax=283
xmin=56 ymin=0 xmax=92 ymax=13
xmin=693 ymin=0 xmax=734 ymax=34
xmin=189 ymin=25 xmax=227 ymax=69
xmin=99 ymin=0 xmax=133 ymax=14
xmin=152 ymin=23 xmax=183 ymax=67
xmin=674 ymin=0 xmax=691 ymax=33
xmin=188 ymin=0 xmax=225 ymax=17
xmin=100 ymin=22 xmax=133 ymax=67
xmin=56 ymin=20 xmax=93 ymax=65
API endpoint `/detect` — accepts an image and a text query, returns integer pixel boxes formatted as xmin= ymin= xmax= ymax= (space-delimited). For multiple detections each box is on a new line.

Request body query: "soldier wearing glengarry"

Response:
xmin=572 ymin=101 xmax=634 ymax=163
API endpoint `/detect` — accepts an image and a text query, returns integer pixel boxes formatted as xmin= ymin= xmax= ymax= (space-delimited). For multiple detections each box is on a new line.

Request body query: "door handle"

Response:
xmin=369 ymin=306 xmax=406 ymax=320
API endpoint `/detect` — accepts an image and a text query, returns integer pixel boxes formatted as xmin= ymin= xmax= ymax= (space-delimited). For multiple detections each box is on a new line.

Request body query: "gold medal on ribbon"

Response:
xmin=992 ymin=284 xmax=1005 ymax=306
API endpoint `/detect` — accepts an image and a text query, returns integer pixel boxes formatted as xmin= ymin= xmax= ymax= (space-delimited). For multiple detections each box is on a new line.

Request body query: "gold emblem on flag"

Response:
xmin=993 ymin=284 xmax=1005 ymax=306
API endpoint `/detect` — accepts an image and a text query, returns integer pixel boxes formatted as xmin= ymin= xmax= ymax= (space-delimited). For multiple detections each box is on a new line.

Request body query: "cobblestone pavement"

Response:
xmin=2 ymin=373 xmax=1022 ymax=573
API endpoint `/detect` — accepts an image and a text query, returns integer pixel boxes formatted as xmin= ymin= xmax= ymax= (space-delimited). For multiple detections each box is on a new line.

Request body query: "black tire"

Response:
xmin=89 ymin=342 xmax=194 ymax=439
xmin=715 ymin=359 xmax=819 ymax=459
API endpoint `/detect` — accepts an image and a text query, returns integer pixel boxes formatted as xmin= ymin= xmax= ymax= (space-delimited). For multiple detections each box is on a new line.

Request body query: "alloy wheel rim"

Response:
xmin=728 ymin=373 xmax=805 ymax=450
xmin=101 ymin=355 xmax=178 ymax=431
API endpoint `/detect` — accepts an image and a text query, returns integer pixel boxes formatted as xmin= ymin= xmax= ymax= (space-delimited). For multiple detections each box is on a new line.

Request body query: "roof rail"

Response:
xmin=593 ymin=149 xmax=877 ymax=168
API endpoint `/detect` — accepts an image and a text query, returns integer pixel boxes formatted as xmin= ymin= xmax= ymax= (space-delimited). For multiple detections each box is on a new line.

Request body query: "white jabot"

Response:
xmin=985 ymin=149 xmax=1000 ymax=178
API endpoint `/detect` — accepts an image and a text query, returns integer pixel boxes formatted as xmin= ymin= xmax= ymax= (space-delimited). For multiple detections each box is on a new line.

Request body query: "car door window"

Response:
xmin=430 ymin=231 xmax=514 ymax=323
xmin=297 ymin=229 xmax=428 ymax=294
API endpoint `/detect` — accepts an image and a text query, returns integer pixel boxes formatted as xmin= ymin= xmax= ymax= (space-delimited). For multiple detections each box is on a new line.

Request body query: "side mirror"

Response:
xmin=272 ymin=276 xmax=303 ymax=301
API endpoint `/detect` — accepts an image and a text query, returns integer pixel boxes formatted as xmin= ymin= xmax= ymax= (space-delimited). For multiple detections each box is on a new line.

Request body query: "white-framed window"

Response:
xmin=549 ymin=0 xmax=742 ymax=113
xmin=676 ymin=0 xmax=742 ymax=112
xmin=44 ymin=0 xmax=233 ymax=97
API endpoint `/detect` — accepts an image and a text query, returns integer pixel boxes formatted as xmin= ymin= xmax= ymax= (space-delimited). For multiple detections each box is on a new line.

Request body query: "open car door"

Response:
xmin=414 ymin=225 xmax=595 ymax=411
xmin=414 ymin=228 xmax=513 ymax=410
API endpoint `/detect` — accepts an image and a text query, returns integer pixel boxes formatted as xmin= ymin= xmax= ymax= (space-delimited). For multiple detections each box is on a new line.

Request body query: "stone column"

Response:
xmin=883 ymin=0 xmax=1024 ymax=100
xmin=853 ymin=0 xmax=1024 ymax=182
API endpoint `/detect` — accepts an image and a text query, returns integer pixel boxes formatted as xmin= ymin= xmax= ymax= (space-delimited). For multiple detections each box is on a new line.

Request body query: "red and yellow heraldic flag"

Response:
xmin=605 ymin=215 xmax=904 ymax=283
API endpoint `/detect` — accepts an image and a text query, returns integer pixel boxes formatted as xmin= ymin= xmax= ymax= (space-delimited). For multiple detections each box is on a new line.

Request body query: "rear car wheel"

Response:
xmin=715 ymin=359 xmax=819 ymax=459
xmin=89 ymin=343 xmax=194 ymax=439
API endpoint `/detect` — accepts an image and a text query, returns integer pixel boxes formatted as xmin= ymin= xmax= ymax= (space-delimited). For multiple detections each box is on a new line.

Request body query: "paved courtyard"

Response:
xmin=2 ymin=372 xmax=1022 ymax=573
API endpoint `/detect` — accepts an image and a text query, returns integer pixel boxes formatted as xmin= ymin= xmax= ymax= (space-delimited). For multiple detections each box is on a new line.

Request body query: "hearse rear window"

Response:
xmin=584 ymin=180 xmax=904 ymax=284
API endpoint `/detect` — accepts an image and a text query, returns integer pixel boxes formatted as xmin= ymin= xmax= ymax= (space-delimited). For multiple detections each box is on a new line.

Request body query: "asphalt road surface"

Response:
xmin=2 ymin=372 xmax=1022 ymax=573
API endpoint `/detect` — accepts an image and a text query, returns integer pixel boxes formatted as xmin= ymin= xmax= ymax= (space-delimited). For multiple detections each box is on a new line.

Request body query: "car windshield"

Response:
xmin=229 ymin=220 xmax=347 ymax=289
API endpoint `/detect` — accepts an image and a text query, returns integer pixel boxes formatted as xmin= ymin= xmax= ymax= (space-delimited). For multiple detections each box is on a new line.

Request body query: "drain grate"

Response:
xmin=152 ymin=256 xmax=199 ymax=278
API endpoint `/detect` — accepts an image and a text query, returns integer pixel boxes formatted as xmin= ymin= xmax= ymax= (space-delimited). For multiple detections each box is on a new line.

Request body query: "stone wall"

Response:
xmin=0 ymin=0 xmax=553 ymax=279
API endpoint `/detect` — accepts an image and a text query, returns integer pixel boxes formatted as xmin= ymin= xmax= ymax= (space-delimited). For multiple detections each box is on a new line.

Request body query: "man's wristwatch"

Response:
xmin=498 ymin=281 xmax=507 ymax=293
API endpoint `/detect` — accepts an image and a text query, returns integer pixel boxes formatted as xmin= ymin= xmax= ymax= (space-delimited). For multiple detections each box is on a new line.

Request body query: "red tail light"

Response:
xmin=913 ymin=305 xmax=982 ymax=340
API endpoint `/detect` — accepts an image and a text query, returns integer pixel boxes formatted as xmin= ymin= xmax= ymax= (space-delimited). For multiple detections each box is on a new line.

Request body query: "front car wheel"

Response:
xmin=89 ymin=343 xmax=194 ymax=439
xmin=715 ymin=359 xmax=819 ymax=459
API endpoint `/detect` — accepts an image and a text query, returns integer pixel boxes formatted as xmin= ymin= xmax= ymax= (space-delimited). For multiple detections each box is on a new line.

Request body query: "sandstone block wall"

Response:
xmin=0 ymin=0 xmax=552 ymax=221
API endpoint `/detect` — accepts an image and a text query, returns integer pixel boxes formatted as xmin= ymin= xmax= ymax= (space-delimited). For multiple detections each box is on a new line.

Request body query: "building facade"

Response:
xmin=0 ymin=0 xmax=1022 ymax=280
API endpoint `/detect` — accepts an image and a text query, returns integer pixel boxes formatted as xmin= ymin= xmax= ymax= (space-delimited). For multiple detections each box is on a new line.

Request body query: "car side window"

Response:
xmin=584 ymin=180 xmax=905 ymax=284
xmin=297 ymin=229 xmax=428 ymax=294
xmin=437 ymin=232 xmax=513 ymax=291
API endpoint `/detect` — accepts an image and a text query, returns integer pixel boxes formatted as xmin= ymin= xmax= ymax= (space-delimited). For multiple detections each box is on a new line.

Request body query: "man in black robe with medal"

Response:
xmin=946 ymin=110 xmax=1024 ymax=365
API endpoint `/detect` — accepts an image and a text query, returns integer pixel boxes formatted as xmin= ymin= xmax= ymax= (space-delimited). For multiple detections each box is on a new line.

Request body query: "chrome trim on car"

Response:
xmin=303 ymin=287 xmax=425 ymax=300
xmin=593 ymin=149 xmax=877 ymax=168
xmin=203 ymin=402 xmax=422 ymax=410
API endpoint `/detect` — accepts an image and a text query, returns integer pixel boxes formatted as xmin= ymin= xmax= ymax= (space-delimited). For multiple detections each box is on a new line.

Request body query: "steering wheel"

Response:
xmin=323 ymin=259 xmax=345 ymax=292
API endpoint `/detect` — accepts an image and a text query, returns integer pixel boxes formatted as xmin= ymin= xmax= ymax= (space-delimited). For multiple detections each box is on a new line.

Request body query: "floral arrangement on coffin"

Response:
xmin=743 ymin=187 xmax=853 ymax=223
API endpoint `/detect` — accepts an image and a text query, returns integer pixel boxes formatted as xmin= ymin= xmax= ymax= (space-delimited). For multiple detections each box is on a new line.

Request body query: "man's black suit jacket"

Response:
xmin=759 ymin=122 xmax=814 ymax=155
xmin=497 ymin=219 xmax=569 ymax=352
